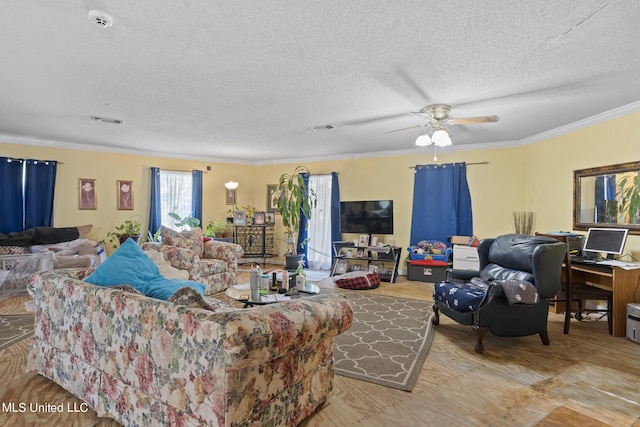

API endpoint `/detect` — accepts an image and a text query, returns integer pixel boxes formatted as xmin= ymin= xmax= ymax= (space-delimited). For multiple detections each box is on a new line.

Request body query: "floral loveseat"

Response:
xmin=27 ymin=268 xmax=353 ymax=426
xmin=142 ymin=226 xmax=243 ymax=295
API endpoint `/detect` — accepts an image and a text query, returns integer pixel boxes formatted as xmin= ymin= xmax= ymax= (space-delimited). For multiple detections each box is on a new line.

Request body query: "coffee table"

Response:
xmin=226 ymin=282 xmax=320 ymax=307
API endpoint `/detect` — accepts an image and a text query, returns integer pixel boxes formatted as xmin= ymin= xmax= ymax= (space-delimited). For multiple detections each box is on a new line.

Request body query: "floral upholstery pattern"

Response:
xmin=27 ymin=269 xmax=353 ymax=427
xmin=142 ymin=232 xmax=243 ymax=295
xmin=160 ymin=226 xmax=205 ymax=257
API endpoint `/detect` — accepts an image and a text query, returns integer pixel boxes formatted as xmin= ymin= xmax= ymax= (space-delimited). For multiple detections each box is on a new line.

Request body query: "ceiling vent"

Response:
xmin=88 ymin=10 xmax=113 ymax=28
xmin=309 ymin=125 xmax=336 ymax=131
xmin=91 ymin=116 xmax=123 ymax=124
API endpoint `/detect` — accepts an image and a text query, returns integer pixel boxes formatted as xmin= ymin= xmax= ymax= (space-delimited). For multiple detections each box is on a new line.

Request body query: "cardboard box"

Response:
xmin=407 ymin=262 xmax=450 ymax=283
xmin=450 ymin=235 xmax=472 ymax=245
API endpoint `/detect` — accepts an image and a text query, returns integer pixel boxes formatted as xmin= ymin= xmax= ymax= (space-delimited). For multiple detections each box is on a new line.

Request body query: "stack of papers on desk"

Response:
xmin=598 ymin=260 xmax=640 ymax=270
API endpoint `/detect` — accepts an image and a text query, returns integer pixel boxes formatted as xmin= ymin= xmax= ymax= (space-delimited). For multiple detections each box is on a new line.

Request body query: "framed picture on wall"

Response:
xmin=266 ymin=184 xmax=278 ymax=213
xmin=117 ymin=180 xmax=133 ymax=210
xmin=226 ymin=188 xmax=237 ymax=205
xmin=79 ymin=178 xmax=96 ymax=210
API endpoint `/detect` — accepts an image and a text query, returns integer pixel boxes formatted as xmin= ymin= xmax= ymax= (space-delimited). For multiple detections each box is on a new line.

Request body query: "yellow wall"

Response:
xmin=255 ymin=146 xmax=526 ymax=258
xmin=521 ymin=112 xmax=640 ymax=258
xmin=0 ymin=144 xmax=254 ymax=246
xmin=2 ymin=110 xmax=639 ymax=259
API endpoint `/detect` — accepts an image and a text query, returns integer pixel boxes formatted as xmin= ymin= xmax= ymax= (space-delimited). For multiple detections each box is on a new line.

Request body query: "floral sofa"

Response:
xmin=27 ymin=268 xmax=353 ymax=426
xmin=142 ymin=226 xmax=244 ymax=295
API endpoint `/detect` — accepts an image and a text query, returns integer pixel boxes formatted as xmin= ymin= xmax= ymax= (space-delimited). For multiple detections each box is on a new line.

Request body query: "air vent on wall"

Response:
xmin=88 ymin=10 xmax=114 ymax=28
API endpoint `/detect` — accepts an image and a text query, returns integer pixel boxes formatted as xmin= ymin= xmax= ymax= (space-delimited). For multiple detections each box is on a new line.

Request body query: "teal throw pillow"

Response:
xmin=85 ymin=238 xmax=205 ymax=300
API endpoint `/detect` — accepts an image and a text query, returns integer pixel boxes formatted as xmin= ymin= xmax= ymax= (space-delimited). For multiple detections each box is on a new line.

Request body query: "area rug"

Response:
xmin=333 ymin=292 xmax=434 ymax=392
xmin=0 ymin=314 xmax=34 ymax=351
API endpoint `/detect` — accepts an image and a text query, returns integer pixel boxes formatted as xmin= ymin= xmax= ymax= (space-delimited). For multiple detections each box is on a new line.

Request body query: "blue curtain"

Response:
xmin=192 ymin=170 xmax=203 ymax=226
xmin=148 ymin=167 xmax=162 ymax=236
xmin=0 ymin=157 xmax=25 ymax=234
xmin=410 ymin=162 xmax=473 ymax=245
xmin=330 ymin=172 xmax=341 ymax=265
xmin=24 ymin=159 xmax=57 ymax=229
xmin=297 ymin=173 xmax=310 ymax=260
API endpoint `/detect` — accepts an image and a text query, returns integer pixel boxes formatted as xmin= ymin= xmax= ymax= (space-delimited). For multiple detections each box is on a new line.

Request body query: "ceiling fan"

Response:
xmin=385 ymin=104 xmax=499 ymax=147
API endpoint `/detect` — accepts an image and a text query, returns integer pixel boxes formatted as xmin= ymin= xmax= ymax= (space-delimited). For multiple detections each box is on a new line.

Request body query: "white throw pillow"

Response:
xmin=145 ymin=250 xmax=189 ymax=280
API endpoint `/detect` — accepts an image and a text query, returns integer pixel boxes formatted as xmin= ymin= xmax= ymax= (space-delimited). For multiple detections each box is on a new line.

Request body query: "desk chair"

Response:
xmin=535 ymin=233 xmax=613 ymax=334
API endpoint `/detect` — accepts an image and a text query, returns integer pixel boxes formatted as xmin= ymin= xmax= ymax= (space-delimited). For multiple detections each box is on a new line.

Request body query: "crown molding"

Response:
xmin=3 ymin=100 xmax=640 ymax=166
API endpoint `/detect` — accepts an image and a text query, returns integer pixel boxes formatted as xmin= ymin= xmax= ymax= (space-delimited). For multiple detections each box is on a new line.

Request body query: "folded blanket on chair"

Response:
xmin=497 ymin=279 xmax=538 ymax=305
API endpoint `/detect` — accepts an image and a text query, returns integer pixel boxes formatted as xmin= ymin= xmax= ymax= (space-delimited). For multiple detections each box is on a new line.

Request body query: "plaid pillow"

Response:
xmin=334 ymin=271 xmax=381 ymax=290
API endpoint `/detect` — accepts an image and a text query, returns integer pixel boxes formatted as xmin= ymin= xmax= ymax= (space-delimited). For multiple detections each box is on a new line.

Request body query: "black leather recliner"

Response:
xmin=432 ymin=234 xmax=566 ymax=354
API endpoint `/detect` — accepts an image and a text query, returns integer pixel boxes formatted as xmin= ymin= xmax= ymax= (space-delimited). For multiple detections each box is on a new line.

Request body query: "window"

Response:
xmin=159 ymin=170 xmax=193 ymax=231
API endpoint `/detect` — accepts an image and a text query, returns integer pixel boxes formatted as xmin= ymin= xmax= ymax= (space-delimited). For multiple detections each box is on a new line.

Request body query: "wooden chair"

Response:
xmin=535 ymin=233 xmax=613 ymax=334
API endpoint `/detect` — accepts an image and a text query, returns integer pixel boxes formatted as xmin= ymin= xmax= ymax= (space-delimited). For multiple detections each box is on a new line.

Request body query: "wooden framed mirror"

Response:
xmin=574 ymin=161 xmax=640 ymax=234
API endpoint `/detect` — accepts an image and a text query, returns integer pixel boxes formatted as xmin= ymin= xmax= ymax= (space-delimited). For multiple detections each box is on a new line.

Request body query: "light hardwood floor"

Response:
xmin=1 ymin=273 xmax=640 ymax=426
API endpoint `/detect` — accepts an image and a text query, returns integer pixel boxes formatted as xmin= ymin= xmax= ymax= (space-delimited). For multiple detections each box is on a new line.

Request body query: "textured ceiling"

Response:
xmin=1 ymin=1 xmax=639 ymax=164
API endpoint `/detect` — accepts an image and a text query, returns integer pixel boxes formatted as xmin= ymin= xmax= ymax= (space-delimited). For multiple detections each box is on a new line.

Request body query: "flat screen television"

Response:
xmin=583 ymin=227 xmax=628 ymax=259
xmin=340 ymin=200 xmax=394 ymax=235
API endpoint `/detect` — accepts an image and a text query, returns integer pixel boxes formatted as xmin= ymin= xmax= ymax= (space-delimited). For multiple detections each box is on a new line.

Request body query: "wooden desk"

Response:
xmin=569 ymin=263 xmax=640 ymax=337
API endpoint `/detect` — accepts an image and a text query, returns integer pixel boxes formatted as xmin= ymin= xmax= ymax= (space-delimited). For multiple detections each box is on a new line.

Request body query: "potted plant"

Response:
xmin=223 ymin=222 xmax=235 ymax=238
xmin=205 ymin=217 xmax=228 ymax=238
xmin=275 ymin=166 xmax=317 ymax=269
xmin=106 ymin=216 xmax=143 ymax=248
xmin=169 ymin=212 xmax=201 ymax=231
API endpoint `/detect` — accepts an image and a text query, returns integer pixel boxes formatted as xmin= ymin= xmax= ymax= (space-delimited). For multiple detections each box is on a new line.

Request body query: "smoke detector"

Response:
xmin=88 ymin=10 xmax=113 ymax=28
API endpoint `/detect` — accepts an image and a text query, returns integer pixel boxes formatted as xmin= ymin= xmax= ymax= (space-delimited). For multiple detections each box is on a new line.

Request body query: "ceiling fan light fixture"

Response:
xmin=432 ymin=128 xmax=452 ymax=147
xmin=415 ymin=133 xmax=431 ymax=147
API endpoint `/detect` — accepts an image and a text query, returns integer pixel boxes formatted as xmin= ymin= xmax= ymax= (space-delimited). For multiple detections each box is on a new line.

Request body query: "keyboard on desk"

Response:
xmin=571 ymin=256 xmax=600 ymax=264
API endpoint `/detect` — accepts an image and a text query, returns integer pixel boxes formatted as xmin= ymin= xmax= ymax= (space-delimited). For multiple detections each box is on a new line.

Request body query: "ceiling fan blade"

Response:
xmin=384 ymin=124 xmax=428 ymax=134
xmin=444 ymin=115 xmax=499 ymax=125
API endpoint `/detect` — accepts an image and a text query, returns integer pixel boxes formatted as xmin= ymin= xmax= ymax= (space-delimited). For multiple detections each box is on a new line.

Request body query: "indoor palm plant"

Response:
xmin=275 ymin=165 xmax=317 ymax=268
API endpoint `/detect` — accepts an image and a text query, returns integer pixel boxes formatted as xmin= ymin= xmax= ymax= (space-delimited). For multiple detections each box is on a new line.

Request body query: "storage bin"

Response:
xmin=407 ymin=262 xmax=450 ymax=283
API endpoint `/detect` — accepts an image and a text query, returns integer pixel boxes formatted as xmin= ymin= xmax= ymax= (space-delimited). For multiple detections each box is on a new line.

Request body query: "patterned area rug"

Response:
xmin=0 ymin=314 xmax=34 ymax=351
xmin=333 ymin=292 xmax=435 ymax=392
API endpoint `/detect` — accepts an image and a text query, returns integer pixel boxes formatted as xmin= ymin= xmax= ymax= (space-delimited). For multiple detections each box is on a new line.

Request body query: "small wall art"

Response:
xmin=226 ymin=188 xmax=236 ymax=205
xmin=117 ymin=180 xmax=133 ymax=210
xmin=79 ymin=178 xmax=96 ymax=210
xmin=266 ymin=184 xmax=278 ymax=213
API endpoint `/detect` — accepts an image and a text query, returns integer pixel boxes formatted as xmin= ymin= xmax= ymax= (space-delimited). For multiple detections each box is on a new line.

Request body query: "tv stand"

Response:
xmin=330 ymin=241 xmax=402 ymax=283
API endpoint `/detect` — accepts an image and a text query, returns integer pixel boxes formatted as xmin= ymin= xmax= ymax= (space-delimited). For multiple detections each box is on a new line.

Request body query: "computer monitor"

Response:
xmin=583 ymin=227 xmax=629 ymax=260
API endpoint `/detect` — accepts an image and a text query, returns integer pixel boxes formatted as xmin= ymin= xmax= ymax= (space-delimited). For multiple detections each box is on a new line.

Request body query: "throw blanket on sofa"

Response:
xmin=0 ymin=226 xmax=80 ymax=246
xmin=497 ymin=279 xmax=539 ymax=305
